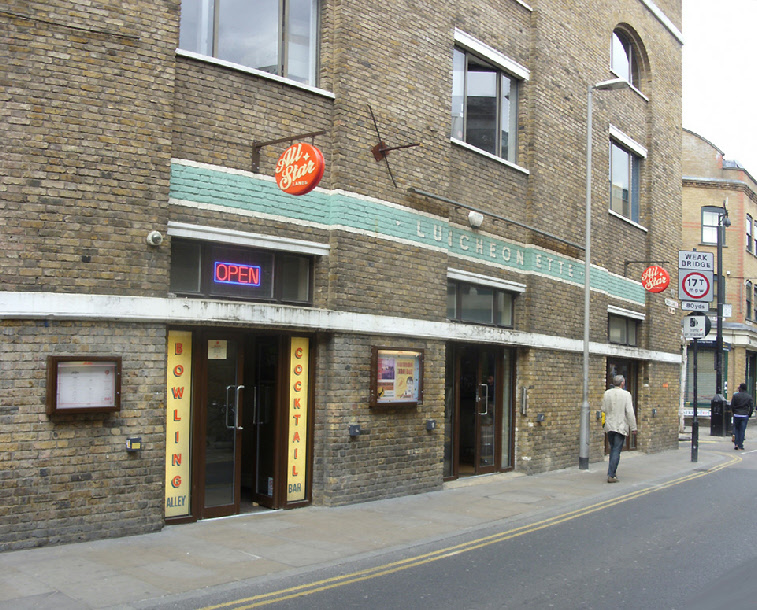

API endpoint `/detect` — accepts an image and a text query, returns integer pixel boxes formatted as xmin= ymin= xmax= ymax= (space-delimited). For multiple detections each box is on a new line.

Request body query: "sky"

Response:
xmin=683 ymin=0 xmax=757 ymax=175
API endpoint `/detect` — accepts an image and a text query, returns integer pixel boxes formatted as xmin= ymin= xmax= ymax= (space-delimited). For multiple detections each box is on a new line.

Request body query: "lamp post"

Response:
xmin=579 ymin=78 xmax=631 ymax=470
xmin=711 ymin=203 xmax=730 ymax=435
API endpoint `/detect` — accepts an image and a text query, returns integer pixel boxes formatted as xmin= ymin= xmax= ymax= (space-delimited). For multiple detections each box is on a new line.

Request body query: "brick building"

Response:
xmin=1 ymin=0 xmax=683 ymax=550
xmin=682 ymin=129 xmax=757 ymax=418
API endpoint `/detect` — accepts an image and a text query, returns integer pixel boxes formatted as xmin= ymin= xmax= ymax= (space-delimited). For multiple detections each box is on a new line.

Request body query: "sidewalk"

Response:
xmin=0 ymin=434 xmax=734 ymax=610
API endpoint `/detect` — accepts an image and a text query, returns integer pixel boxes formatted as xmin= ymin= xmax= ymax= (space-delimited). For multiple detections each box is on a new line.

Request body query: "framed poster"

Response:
xmin=370 ymin=347 xmax=423 ymax=406
xmin=46 ymin=356 xmax=122 ymax=415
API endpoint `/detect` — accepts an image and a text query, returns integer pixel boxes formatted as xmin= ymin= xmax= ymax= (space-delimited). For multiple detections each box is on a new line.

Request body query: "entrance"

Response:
xmin=606 ymin=358 xmax=639 ymax=452
xmin=445 ymin=344 xmax=513 ymax=478
xmin=195 ymin=333 xmax=285 ymax=519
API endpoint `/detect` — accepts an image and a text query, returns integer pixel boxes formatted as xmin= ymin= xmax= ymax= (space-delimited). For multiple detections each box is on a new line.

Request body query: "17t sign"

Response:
xmin=679 ymin=270 xmax=713 ymax=302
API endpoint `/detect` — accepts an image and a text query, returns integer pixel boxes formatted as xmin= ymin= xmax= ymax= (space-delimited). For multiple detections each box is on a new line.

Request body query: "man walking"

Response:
xmin=602 ymin=375 xmax=637 ymax=483
xmin=730 ymin=383 xmax=754 ymax=450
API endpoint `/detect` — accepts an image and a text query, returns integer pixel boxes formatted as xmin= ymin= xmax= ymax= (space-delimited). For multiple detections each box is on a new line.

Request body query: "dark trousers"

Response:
xmin=607 ymin=431 xmax=626 ymax=478
xmin=733 ymin=416 xmax=748 ymax=449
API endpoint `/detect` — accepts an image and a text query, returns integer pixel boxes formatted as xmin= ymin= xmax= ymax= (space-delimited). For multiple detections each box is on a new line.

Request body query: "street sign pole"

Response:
xmin=691 ymin=338 xmax=698 ymax=462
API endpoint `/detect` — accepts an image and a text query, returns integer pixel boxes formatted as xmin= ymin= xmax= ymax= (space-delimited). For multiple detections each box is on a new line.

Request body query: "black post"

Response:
xmin=691 ymin=338 xmax=698 ymax=462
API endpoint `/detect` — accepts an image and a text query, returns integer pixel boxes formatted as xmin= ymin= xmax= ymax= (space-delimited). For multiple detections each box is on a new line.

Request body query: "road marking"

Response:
xmin=202 ymin=453 xmax=741 ymax=609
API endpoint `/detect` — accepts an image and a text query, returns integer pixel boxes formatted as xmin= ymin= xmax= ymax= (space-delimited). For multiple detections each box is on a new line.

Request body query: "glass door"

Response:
xmin=202 ymin=337 xmax=244 ymax=518
xmin=248 ymin=336 xmax=279 ymax=509
xmin=456 ymin=346 xmax=499 ymax=476
xmin=606 ymin=358 xmax=638 ymax=452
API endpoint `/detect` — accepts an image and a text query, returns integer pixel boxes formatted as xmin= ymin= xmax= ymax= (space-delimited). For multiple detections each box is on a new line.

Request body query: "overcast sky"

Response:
xmin=683 ymin=0 xmax=757 ymax=175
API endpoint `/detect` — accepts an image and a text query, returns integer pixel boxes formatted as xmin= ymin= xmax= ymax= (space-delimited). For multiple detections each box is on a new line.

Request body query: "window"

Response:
xmin=170 ymin=239 xmax=312 ymax=304
xmin=611 ymin=29 xmax=640 ymax=89
xmin=747 ymin=214 xmax=753 ymax=253
xmin=179 ymin=0 xmax=319 ymax=86
xmin=608 ymin=315 xmax=638 ymax=346
xmin=609 ymin=141 xmax=640 ymax=223
xmin=747 ymin=281 xmax=753 ymax=321
xmin=447 ymin=280 xmax=514 ymax=327
xmin=451 ymin=47 xmax=519 ymax=163
xmin=701 ymin=207 xmax=723 ymax=245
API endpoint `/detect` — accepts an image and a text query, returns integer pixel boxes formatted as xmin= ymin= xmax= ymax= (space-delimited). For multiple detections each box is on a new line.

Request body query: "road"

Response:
xmin=152 ymin=448 xmax=757 ymax=610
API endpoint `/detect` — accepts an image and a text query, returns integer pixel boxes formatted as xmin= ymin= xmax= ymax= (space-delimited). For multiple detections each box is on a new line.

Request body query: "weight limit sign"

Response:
xmin=679 ymin=270 xmax=713 ymax=302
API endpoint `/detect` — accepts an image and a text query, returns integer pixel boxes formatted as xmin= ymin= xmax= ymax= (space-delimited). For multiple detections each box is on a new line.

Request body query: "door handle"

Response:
xmin=252 ymin=386 xmax=258 ymax=425
xmin=235 ymin=385 xmax=245 ymax=430
xmin=226 ymin=385 xmax=235 ymax=430
xmin=479 ymin=384 xmax=489 ymax=415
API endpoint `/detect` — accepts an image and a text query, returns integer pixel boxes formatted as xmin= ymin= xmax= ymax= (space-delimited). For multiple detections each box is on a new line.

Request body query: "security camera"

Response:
xmin=146 ymin=231 xmax=163 ymax=246
xmin=468 ymin=210 xmax=484 ymax=229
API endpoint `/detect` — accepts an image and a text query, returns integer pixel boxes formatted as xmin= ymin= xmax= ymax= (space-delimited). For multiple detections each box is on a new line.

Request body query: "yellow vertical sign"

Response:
xmin=287 ymin=337 xmax=309 ymax=502
xmin=166 ymin=330 xmax=192 ymax=517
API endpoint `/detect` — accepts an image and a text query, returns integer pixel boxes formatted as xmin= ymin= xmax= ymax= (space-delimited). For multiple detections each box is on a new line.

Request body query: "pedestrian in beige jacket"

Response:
xmin=601 ymin=375 xmax=637 ymax=483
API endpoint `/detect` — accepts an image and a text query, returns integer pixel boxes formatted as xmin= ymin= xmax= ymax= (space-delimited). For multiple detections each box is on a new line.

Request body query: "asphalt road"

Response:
xmin=161 ymin=448 xmax=757 ymax=610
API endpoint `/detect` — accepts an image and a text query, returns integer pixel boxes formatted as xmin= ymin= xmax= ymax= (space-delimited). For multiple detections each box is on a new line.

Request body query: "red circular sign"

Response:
xmin=641 ymin=265 xmax=670 ymax=293
xmin=275 ymin=143 xmax=324 ymax=196
xmin=681 ymin=271 xmax=710 ymax=299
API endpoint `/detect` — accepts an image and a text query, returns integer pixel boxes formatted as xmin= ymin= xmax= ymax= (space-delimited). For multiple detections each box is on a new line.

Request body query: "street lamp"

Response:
xmin=579 ymin=78 xmax=631 ymax=470
xmin=711 ymin=203 xmax=730 ymax=435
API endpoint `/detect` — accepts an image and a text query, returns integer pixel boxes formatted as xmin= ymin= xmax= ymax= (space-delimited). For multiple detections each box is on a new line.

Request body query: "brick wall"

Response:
xmin=0 ymin=321 xmax=166 ymax=550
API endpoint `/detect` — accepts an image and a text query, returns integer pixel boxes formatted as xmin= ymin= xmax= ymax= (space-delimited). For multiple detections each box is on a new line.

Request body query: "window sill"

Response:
xmin=608 ymin=209 xmax=648 ymax=232
xmin=450 ymin=137 xmax=530 ymax=175
xmin=176 ymin=48 xmax=336 ymax=100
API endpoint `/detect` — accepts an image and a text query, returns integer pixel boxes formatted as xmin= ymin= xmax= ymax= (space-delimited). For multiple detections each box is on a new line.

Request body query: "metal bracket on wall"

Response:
xmin=623 ymin=260 xmax=668 ymax=277
xmin=251 ymin=130 xmax=327 ymax=173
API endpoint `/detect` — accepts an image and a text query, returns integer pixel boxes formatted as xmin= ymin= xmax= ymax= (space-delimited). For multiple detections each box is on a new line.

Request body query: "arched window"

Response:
xmin=611 ymin=29 xmax=640 ymax=89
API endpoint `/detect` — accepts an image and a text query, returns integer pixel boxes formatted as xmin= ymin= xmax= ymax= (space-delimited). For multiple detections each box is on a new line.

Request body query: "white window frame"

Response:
xmin=451 ymin=30 xmax=529 ymax=167
xmin=178 ymin=0 xmax=319 ymax=86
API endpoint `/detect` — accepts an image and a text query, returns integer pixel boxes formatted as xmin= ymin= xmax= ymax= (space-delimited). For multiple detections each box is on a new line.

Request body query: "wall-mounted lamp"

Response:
xmin=426 ymin=419 xmax=436 ymax=432
xmin=467 ymin=210 xmax=484 ymax=229
xmin=536 ymin=413 xmax=545 ymax=422
xmin=349 ymin=424 xmax=361 ymax=438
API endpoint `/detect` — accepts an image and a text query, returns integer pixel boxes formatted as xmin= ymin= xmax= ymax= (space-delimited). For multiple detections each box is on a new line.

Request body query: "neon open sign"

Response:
xmin=214 ymin=261 xmax=261 ymax=286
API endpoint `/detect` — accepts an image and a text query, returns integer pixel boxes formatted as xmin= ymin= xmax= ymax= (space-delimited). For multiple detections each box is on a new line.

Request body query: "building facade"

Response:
xmin=682 ymin=129 xmax=757 ymax=417
xmin=1 ymin=0 xmax=683 ymax=550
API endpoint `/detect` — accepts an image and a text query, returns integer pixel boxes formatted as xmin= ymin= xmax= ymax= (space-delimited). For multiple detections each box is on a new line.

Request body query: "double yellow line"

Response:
xmin=203 ymin=454 xmax=740 ymax=610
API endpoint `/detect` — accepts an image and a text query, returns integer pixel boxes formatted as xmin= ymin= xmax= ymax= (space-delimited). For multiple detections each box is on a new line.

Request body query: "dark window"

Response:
xmin=608 ymin=314 xmax=638 ymax=346
xmin=747 ymin=281 xmax=753 ymax=321
xmin=447 ymin=280 xmax=514 ymax=327
xmin=170 ymin=239 xmax=312 ymax=304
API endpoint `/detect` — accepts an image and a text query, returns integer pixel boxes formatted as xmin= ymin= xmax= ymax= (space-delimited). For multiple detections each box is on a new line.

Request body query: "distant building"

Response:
xmin=1 ymin=0 xmax=683 ymax=550
xmin=682 ymin=129 xmax=757 ymax=412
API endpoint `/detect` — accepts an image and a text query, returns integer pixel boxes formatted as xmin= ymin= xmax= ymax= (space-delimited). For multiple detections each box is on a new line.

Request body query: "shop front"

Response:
xmin=166 ymin=330 xmax=313 ymax=523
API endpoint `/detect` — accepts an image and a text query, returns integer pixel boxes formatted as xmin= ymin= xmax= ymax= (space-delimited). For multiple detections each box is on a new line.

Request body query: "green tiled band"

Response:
xmin=170 ymin=162 xmax=645 ymax=305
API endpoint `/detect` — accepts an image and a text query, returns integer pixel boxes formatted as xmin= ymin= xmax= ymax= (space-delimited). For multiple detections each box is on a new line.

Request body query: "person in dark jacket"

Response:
xmin=731 ymin=383 xmax=754 ymax=450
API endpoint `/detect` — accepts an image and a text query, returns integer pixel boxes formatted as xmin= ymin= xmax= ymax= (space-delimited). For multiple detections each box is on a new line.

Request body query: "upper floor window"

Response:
xmin=747 ymin=214 xmax=753 ymax=253
xmin=611 ymin=29 xmax=640 ymax=89
xmin=447 ymin=280 xmax=514 ymax=327
xmin=179 ymin=0 xmax=319 ymax=86
xmin=610 ymin=141 xmax=640 ymax=223
xmin=701 ymin=207 xmax=724 ymax=245
xmin=747 ymin=281 xmax=753 ymax=320
xmin=451 ymin=47 xmax=519 ymax=163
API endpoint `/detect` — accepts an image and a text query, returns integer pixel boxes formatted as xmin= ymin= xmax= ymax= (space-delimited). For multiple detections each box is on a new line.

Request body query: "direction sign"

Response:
xmin=679 ymin=270 xmax=714 ymax=302
xmin=679 ymin=251 xmax=714 ymax=271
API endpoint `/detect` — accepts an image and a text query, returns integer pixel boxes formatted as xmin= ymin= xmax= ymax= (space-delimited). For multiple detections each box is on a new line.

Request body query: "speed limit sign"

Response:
xmin=679 ymin=270 xmax=713 ymax=302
